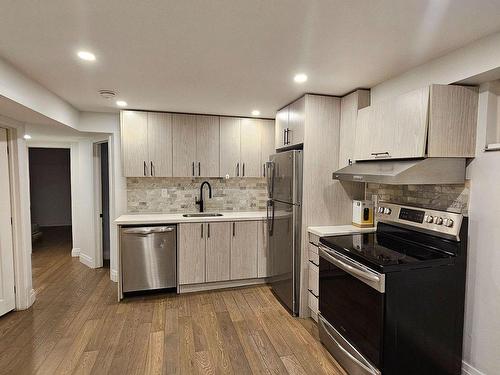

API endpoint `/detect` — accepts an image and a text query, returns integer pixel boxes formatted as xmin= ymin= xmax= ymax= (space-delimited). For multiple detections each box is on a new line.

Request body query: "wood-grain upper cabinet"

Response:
xmin=220 ymin=117 xmax=241 ymax=177
xmin=287 ymin=96 xmax=305 ymax=147
xmin=240 ymin=118 xmax=261 ymax=177
xmin=353 ymin=85 xmax=478 ymax=161
xmin=172 ymin=114 xmax=220 ymax=177
xmin=206 ymin=222 xmax=231 ymax=282
xmin=260 ymin=119 xmax=275 ymax=177
xmin=147 ymin=112 xmax=173 ymax=177
xmin=220 ymin=117 xmax=267 ymax=178
xmin=339 ymin=90 xmax=370 ymax=169
xmin=196 ymin=115 xmax=220 ymax=177
xmin=275 ymin=107 xmax=289 ymax=150
xmin=172 ymin=114 xmax=197 ymax=177
xmin=230 ymin=221 xmax=258 ymax=280
xmin=178 ymin=223 xmax=206 ymax=285
xmin=121 ymin=111 xmax=173 ymax=177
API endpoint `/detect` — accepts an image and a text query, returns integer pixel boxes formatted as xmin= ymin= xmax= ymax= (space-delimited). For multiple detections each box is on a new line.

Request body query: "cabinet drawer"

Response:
xmin=308 ymin=290 xmax=318 ymax=313
xmin=308 ymin=262 xmax=319 ymax=297
xmin=308 ymin=244 xmax=319 ymax=266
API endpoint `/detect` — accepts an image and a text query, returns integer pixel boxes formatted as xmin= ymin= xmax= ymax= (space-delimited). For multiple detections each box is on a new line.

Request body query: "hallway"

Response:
xmin=0 ymin=229 xmax=344 ymax=375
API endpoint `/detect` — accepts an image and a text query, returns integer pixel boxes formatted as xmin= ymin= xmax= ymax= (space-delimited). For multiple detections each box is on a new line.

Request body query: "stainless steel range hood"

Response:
xmin=332 ymin=158 xmax=466 ymax=185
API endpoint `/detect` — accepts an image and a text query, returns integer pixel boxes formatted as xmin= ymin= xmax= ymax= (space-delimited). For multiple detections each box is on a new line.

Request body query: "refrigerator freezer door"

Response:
xmin=270 ymin=150 xmax=302 ymax=205
xmin=268 ymin=200 xmax=301 ymax=315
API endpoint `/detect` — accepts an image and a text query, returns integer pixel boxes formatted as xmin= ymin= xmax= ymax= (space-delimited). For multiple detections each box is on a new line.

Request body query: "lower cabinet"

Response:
xmin=230 ymin=221 xmax=258 ymax=280
xmin=206 ymin=222 xmax=231 ymax=282
xmin=178 ymin=223 xmax=206 ymax=285
xmin=178 ymin=220 xmax=265 ymax=286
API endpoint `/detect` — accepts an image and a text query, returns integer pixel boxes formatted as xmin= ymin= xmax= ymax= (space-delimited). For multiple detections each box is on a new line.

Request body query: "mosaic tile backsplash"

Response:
xmin=365 ymin=181 xmax=470 ymax=215
xmin=127 ymin=177 xmax=268 ymax=213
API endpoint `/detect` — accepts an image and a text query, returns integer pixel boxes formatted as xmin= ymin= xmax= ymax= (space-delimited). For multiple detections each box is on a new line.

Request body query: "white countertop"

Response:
xmin=308 ymin=225 xmax=376 ymax=237
xmin=115 ymin=211 xmax=267 ymax=225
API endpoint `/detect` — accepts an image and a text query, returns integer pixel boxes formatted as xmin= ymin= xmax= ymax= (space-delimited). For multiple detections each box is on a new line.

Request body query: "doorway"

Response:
xmin=28 ymin=147 xmax=73 ymax=285
xmin=94 ymin=142 xmax=110 ymax=268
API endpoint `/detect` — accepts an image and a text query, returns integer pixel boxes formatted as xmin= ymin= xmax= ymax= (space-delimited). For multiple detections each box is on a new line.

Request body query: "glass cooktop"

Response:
xmin=319 ymin=232 xmax=453 ymax=272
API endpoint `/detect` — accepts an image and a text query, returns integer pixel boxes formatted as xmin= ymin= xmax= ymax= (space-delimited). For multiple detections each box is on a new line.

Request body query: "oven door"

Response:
xmin=318 ymin=245 xmax=384 ymax=374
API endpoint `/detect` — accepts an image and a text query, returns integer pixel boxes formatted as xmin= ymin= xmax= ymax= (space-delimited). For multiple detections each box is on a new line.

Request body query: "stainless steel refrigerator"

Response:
xmin=265 ymin=150 xmax=302 ymax=316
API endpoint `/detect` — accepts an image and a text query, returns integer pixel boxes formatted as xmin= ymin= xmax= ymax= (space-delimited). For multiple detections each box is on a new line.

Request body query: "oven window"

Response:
xmin=319 ymin=256 xmax=384 ymax=367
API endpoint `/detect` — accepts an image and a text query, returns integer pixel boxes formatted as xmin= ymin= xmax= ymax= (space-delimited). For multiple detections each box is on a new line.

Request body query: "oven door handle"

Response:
xmin=319 ymin=246 xmax=385 ymax=293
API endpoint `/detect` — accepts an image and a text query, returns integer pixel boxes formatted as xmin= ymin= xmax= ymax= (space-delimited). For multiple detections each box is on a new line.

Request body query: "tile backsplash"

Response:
xmin=365 ymin=181 xmax=470 ymax=215
xmin=127 ymin=177 xmax=268 ymax=213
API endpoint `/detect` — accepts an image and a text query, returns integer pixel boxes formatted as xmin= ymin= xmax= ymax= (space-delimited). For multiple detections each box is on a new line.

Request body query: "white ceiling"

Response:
xmin=1 ymin=0 xmax=500 ymax=118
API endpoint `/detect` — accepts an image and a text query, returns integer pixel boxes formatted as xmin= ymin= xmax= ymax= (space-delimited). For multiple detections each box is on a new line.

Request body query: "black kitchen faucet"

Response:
xmin=195 ymin=181 xmax=212 ymax=212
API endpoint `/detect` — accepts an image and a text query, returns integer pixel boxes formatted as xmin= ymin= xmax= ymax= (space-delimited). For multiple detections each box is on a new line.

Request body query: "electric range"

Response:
xmin=317 ymin=202 xmax=467 ymax=375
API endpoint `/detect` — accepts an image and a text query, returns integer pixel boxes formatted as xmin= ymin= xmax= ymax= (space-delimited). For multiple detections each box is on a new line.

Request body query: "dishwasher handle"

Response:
xmin=122 ymin=226 xmax=175 ymax=235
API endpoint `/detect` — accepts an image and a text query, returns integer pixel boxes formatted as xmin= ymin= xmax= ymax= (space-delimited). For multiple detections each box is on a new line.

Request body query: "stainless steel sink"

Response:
xmin=182 ymin=213 xmax=223 ymax=217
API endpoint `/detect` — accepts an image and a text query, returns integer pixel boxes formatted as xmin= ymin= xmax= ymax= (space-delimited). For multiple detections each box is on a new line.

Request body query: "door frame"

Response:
xmin=92 ymin=140 xmax=111 ymax=269
xmin=0 ymin=116 xmax=36 ymax=310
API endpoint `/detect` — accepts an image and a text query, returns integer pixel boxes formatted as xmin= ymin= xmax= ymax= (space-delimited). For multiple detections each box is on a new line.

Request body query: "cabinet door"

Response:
xmin=172 ymin=114 xmax=197 ymax=177
xmin=230 ymin=221 xmax=258 ymax=280
xmin=288 ymin=96 xmax=305 ymax=146
xmin=206 ymin=222 xmax=231 ymax=282
xmin=353 ymin=107 xmax=373 ymax=161
xmin=220 ymin=117 xmax=241 ymax=177
xmin=339 ymin=91 xmax=370 ymax=168
xmin=275 ymin=107 xmax=288 ymax=150
xmin=257 ymin=220 xmax=269 ymax=278
xmin=147 ymin=112 xmax=172 ymax=177
xmin=121 ymin=111 xmax=149 ymax=177
xmin=260 ymin=119 xmax=275 ymax=177
xmin=240 ymin=118 xmax=261 ymax=177
xmin=196 ymin=115 xmax=220 ymax=177
xmin=178 ymin=223 xmax=206 ymax=285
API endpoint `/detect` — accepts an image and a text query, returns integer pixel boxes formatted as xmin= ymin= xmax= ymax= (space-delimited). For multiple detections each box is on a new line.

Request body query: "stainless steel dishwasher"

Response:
xmin=121 ymin=225 xmax=176 ymax=293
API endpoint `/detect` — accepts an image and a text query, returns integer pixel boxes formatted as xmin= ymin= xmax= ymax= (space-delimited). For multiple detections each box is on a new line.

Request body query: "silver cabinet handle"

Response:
xmin=283 ymin=129 xmax=286 ymax=146
xmin=236 ymin=162 xmax=240 ymax=177
xmin=123 ymin=226 xmax=174 ymax=235
xmin=198 ymin=162 xmax=201 ymax=176
xmin=370 ymin=152 xmax=391 ymax=159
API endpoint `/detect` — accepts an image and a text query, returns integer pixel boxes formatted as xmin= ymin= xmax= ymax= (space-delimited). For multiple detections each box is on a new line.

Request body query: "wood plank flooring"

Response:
xmin=0 ymin=227 xmax=346 ymax=375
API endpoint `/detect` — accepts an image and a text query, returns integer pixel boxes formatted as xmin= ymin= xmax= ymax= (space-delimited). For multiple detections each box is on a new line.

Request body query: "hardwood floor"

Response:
xmin=0 ymin=227 xmax=346 ymax=375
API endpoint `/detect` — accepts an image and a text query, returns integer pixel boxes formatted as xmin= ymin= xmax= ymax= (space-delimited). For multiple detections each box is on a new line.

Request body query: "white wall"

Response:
xmin=0 ymin=57 xmax=79 ymax=128
xmin=79 ymin=112 xmax=125 ymax=280
xmin=371 ymin=35 xmax=500 ymax=375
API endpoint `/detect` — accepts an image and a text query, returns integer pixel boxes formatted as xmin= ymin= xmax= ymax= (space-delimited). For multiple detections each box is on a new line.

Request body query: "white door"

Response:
xmin=0 ymin=128 xmax=15 ymax=316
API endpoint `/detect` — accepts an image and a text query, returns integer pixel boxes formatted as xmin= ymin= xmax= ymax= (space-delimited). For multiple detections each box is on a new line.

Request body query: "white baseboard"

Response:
xmin=110 ymin=269 xmax=118 ymax=283
xmin=79 ymin=253 xmax=95 ymax=268
xmin=463 ymin=361 xmax=486 ymax=375
xmin=71 ymin=247 xmax=80 ymax=257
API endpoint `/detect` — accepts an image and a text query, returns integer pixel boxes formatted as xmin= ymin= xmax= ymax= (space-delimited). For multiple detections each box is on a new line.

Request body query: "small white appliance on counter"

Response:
xmin=352 ymin=200 xmax=374 ymax=228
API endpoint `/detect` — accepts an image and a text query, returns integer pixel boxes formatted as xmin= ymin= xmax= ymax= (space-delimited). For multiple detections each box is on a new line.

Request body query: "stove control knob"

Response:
xmin=424 ymin=215 xmax=434 ymax=223
xmin=434 ymin=217 xmax=443 ymax=225
xmin=443 ymin=218 xmax=454 ymax=227
xmin=383 ymin=207 xmax=392 ymax=215
xmin=378 ymin=207 xmax=384 ymax=213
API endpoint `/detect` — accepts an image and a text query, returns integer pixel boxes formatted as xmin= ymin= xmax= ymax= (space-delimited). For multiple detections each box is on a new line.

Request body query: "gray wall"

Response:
xmin=29 ymin=147 xmax=72 ymax=227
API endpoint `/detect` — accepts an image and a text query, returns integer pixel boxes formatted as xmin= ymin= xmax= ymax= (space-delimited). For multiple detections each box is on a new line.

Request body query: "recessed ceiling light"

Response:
xmin=77 ymin=51 xmax=96 ymax=61
xmin=23 ymin=134 xmax=32 ymax=140
xmin=251 ymin=110 xmax=260 ymax=116
xmin=116 ymin=100 xmax=128 ymax=107
xmin=294 ymin=73 xmax=308 ymax=83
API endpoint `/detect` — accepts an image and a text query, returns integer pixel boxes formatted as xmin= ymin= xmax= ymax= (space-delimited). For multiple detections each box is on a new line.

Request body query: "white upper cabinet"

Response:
xmin=353 ymin=85 xmax=478 ymax=160
xmin=121 ymin=111 xmax=173 ymax=177
xmin=287 ymin=96 xmax=305 ymax=147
